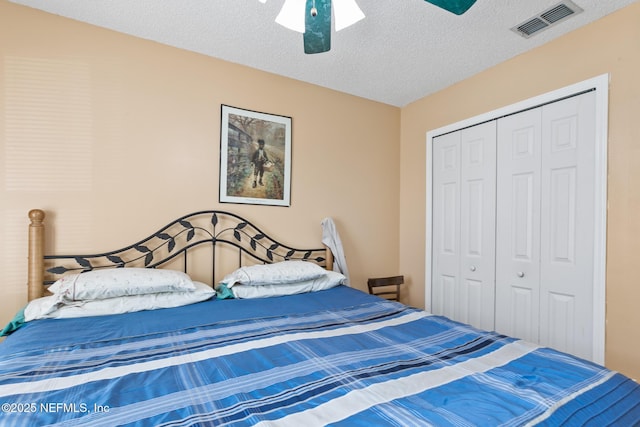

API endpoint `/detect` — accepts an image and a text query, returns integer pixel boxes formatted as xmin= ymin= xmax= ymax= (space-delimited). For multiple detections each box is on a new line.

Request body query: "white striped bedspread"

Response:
xmin=0 ymin=287 xmax=638 ymax=426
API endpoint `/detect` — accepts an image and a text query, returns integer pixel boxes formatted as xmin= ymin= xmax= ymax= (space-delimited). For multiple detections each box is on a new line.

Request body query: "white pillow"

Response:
xmin=220 ymin=261 xmax=326 ymax=288
xmin=231 ymin=271 xmax=346 ymax=299
xmin=49 ymin=268 xmax=196 ymax=301
xmin=24 ymin=294 xmax=65 ymax=320
xmin=25 ymin=281 xmax=215 ymax=321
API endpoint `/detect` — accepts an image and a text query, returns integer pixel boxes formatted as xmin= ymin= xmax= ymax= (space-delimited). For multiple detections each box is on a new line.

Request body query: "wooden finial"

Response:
xmin=29 ymin=209 xmax=45 ymax=224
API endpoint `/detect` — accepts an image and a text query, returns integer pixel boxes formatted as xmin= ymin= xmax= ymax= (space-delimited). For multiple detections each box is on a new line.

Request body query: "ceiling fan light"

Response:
xmin=275 ymin=0 xmax=306 ymax=33
xmin=333 ymin=0 xmax=365 ymax=31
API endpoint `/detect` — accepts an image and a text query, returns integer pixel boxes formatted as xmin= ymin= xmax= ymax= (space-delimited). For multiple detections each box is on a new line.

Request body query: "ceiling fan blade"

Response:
xmin=304 ymin=0 xmax=331 ymax=54
xmin=424 ymin=0 xmax=477 ymax=15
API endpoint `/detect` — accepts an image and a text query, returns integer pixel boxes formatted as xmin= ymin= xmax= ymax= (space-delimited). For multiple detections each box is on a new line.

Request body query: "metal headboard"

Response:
xmin=27 ymin=209 xmax=333 ymax=301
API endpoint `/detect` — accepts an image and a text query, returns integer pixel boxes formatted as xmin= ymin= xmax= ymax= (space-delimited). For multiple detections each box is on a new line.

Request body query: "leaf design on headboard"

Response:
xmin=155 ymin=232 xmax=176 ymax=252
xmin=75 ymin=257 xmax=92 ymax=270
xmin=134 ymin=245 xmax=150 ymax=254
xmin=250 ymin=233 xmax=265 ymax=251
xmin=233 ymin=222 xmax=248 ymax=242
xmin=41 ymin=210 xmax=329 ymax=284
xmin=179 ymin=220 xmax=196 ymax=242
xmin=266 ymin=243 xmax=278 ymax=262
xmin=134 ymin=244 xmax=154 ymax=267
xmin=107 ymin=255 xmax=125 ymax=267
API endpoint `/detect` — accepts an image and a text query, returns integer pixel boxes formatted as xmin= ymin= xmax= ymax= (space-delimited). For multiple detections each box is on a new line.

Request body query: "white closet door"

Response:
xmin=495 ymin=92 xmax=596 ymax=354
xmin=432 ymin=122 xmax=496 ymax=329
xmin=428 ymin=77 xmax=606 ymax=362
xmin=459 ymin=122 xmax=496 ymax=330
xmin=431 ymin=132 xmax=460 ymax=319
xmin=539 ymin=92 xmax=596 ymax=360
xmin=495 ymin=109 xmax=542 ymax=343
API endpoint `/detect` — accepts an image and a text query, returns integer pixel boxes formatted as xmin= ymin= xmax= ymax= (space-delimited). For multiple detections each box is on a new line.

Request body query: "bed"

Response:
xmin=1 ymin=209 xmax=639 ymax=426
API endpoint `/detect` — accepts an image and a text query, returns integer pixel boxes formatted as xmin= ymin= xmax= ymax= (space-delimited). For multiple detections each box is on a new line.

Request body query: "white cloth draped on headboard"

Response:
xmin=321 ymin=217 xmax=350 ymax=286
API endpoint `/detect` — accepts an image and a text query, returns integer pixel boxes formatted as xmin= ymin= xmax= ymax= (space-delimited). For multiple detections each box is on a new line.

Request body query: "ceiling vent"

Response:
xmin=511 ymin=1 xmax=584 ymax=39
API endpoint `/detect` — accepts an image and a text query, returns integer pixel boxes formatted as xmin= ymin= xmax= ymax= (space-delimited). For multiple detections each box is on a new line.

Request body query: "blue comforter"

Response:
xmin=0 ymin=286 xmax=638 ymax=426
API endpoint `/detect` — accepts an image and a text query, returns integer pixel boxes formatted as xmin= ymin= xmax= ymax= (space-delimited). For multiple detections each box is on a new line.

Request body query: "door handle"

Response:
xmin=517 ymin=272 xmax=525 ymax=278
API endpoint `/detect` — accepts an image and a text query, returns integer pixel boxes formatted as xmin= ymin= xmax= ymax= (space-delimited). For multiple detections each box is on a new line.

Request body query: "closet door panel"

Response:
xmin=496 ymin=109 xmax=541 ymax=343
xmin=431 ymin=132 xmax=460 ymax=319
xmin=539 ymin=92 xmax=596 ymax=360
xmin=459 ymin=122 xmax=496 ymax=330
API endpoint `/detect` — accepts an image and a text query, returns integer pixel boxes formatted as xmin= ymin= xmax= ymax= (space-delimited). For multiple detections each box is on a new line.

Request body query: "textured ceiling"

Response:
xmin=9 ymin=0 xmax=638 ymax=107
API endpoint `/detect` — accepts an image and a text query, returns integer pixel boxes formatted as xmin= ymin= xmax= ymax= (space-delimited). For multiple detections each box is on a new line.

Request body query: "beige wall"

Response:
xmin=0 ymin=1 xmax=400 ymax=322
xmin=400 ymin=3 xmax=640 ymax=379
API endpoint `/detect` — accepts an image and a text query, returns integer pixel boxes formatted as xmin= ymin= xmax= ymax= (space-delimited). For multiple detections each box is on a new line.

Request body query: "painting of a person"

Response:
xmin=251 ymin=139 xmax=269 ymax=188
xmin=220 ymin=105 xmax=291 ymax=206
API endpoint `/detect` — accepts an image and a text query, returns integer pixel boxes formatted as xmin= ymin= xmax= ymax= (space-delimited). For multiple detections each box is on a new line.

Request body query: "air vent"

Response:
xmin=541 ymin=3 xmax=576 ymax=23
xmin=511 ymin=1 xmax=583 ymax=39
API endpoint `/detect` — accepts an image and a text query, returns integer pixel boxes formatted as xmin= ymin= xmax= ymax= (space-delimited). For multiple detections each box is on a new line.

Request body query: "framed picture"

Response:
xmin=219 ymin=105 xmax=292 ymax=206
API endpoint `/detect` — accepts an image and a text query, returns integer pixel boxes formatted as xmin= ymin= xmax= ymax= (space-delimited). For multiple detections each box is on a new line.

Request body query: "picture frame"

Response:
xmin=219 ymin=105 xmax=292 ymax=206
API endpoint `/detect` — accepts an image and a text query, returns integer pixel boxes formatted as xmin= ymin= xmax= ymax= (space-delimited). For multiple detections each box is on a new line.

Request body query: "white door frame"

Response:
xmin=425 ymin=74 xmax=609 ymax=364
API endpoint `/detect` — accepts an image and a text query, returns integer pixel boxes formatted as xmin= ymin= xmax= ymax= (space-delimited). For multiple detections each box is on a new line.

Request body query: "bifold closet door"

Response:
xmin=495 ymin=109 xmax=542 ymax=344
xmin=495 ymin=92 xmax=596 ymax=360
xmin=538 ymin=93 xmax=596 ymax=360
xmin=431 ymin=131 xmax=460 ymax=320
xmin=432 ymin=121 xmax=496 ymax=330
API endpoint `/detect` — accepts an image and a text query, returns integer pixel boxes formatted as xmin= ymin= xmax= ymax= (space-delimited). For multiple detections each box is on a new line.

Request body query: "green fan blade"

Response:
xmin=424 ymin=0 xmax=477 ymax=15
xmin=304 ymin=0 xmax=331 ymax=54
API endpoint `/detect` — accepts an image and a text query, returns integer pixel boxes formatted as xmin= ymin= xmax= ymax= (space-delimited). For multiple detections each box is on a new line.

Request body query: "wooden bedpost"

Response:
xmin=324 ymin=245 xmax=334 ymax=271
xmin=28 ymin=209 xmax=45 ymax=301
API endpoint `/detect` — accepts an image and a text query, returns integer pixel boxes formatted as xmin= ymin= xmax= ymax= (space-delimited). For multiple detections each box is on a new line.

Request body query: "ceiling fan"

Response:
xmin=266 ymin=0 xmax=478 ymax=54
